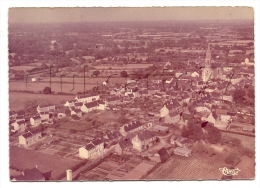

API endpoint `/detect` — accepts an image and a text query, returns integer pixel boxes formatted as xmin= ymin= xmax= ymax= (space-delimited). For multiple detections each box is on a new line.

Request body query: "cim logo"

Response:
xmin=219 ymin=167 xmax=241 ymax=176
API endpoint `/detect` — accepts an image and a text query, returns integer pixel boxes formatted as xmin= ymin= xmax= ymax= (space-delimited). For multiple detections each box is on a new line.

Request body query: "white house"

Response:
xmin=79 ymin=139 xmax=104 ymax=159
xmin=19 ymin=129 xmax=42 ymax=145
xmin=30 ymin=115 xmax=42 ymax=127
xmin=173 ymin=147 xmax=192 ymax=157
xmin=37 ymin=104 xmax=55 ymax=113
xmin=75 ymin=94 xmax=100 ymax=103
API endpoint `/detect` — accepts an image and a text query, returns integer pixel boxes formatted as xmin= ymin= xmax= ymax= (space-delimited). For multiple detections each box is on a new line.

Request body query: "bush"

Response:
xmin=225 ymin=151 xmax=241 ymax=166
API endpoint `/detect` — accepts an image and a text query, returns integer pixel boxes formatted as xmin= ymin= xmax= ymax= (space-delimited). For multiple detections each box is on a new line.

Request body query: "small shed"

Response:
xmin=174 ymin=147 xmax=192 ymax=157
xmin=152 ymin=125 xmax=169 ymax=134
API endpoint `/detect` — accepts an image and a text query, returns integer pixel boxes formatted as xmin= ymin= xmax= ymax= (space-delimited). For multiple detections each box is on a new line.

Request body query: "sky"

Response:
xmin=8 ymin=7 xmax=254 ymax=23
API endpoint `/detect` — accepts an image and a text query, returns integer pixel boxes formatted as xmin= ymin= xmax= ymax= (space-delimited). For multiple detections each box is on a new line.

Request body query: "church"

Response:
xmin=201 ymin=44 xmax=223 ymax=82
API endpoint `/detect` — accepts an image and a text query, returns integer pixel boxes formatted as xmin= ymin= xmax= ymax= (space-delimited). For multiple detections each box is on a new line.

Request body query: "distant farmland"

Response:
xmin=9 ymin=92 xmax=75 ymax=111
xmin=9 ymin=81 xmax=94 ymax=94
xmin=9 ymin=65 xmax=35 ymax=71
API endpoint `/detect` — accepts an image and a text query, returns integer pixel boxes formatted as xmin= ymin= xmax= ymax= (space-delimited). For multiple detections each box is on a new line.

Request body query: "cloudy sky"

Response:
xmin=9 ymin=7 xmax=254 ymax=23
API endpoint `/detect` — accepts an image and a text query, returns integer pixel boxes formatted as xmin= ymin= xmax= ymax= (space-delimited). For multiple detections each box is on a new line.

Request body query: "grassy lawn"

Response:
xmin=59 ymin=120 xmax=92 ymax=131
xmin=9 ymin=91 xmax=75 ymax=111
xmin=10 ymin=146 xmax=80 ymax=179
xmin=92 ymin=111 xmax=121 ymax=123
xmin=221 ymin=132 xmax=255 ymax=151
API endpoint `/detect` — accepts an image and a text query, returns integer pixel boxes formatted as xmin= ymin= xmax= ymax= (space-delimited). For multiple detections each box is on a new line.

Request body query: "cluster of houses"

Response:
xmin=10 ymin=43 xmax=254 ymax=163
xmin=78 ymin=119 xmax=192 ymax=160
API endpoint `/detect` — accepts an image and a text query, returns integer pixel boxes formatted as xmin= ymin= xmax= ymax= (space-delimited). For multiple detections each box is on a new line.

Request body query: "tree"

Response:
xmin=43 ymin=86 xmax=51 ymax=94
xmin=205 ymin=125 xmax=222 ymax=144
xmin=182 ymin=125 xmax=205 ymax=141
xmin=92 ymin=70 xmax=100 ymax=77
xmin=233 ymin=89 xmax=246 ymax=104
xmin=121 ymin=70 xmax=128 ymax=78
xmin=225 ymin=151 xmax=241 ymax=166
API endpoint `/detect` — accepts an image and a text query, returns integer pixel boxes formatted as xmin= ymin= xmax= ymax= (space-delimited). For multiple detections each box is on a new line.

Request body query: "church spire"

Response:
xmin=207 ymin=43 xmax=211 ymax=51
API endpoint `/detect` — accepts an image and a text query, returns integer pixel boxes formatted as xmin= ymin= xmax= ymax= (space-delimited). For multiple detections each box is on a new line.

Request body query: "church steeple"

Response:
xmin=205 ymin=43 xmax=211 ymax=66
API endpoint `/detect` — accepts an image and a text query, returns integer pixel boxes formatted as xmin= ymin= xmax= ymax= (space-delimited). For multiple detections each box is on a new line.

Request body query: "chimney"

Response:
xmin=66 ymin=169 xmax=72 ymax=181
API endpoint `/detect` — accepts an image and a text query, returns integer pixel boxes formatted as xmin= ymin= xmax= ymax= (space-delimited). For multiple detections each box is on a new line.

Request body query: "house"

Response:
xmin=81 ymin=101 xmax=98 ymax=113
xmin=12 ymin=120 xmax=27 ymax=131
xmin=75 ymin=94 xmax=100 ymax=103
xmin=39 ymin=112 xmax=50 ymax=121
xmin=105 ymin=96 xmax=122 ymax=105
xmin=152 ymin=125 xmax=169 ymax=134
xmin=170 ymin=135 xmax=193 ymax=148
xmin=79 ymin=139 xmax=104 ymax=159
xmin=12 ymin=166 xmax=45 ymax=181
xmin=115 ymin=138 xmax=133 ymax=155
xmin=132 ymin=130 xmax=158 ymax=152
xmin=104 ymin=131 xmax=122 ymax=145
xmin=164 ymin=111 xmax=180 ymax=124
xmin=74 ymin=102 xmax=83 ymax=110
xmin=97 ymin=101 xmax=106 ymax=110
xmin=119 ymin=120 xmax=144 ymax=136
xmin=30 ymin=115 xmax=42 ymax=127
xmin=37 ymin=104 xmax=55 ymax=113
xmin=56 ymin=109 xmax=66 ymax=119
xmin=64 ymin=99 xmax=77 ymax=107
xmin=174 ymin=147 xmax=192 ymax=157
xmin=70 ymin=107 xmax=82 ymax=117
xmin=19 ymin=129 xmax=42 ymax=145
xmin=196 ymin=106 xmax=211 ymax=113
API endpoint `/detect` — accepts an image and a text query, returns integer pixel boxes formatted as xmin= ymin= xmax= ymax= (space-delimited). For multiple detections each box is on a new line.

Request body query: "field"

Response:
xmin=10 ymin=146 xmax=80 ymax=179
xmin=80 ymin=156 xmax=156 ymax=180
xmin=9 ymin=81 xmax=94 ymax=94
xmin=39 ymin=77 xmax=126 ymax=84
xmin=39 ymin=140 xmax=83 ymax=160
xmin=9 ymin=65 xmax=35 ymax=71
xmin=145 ymin=155 xmax=223 ymax=180
xmin=94 ymin=63 xmax=153 ymax=70
xmin=9 ymin=91 xmax=75 ymax=111
xmin=58 ymin=120 xmax=92 ymax=131
xmin=221 ymin=132 xmax=255 ymax=150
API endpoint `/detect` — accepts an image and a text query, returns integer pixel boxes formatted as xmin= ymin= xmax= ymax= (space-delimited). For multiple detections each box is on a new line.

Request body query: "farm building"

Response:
xmin=173 ymin=147 xmax=192 ymax=157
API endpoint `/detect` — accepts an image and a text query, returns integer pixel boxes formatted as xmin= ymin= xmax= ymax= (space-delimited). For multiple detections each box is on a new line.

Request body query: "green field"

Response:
xmin=9 ymin=92 xmax=75 ymax=111
xmin=10 ymin=146 xmax=80 ymax=179
xmin=9 ymin=65 xmax=35 ymax=71
xmin=39 ymin=77 xmax=126 ymax=84
xmin=94 ymin=63 xmax=153 ymax=70
xmin=9 ymin=81 xmax=94 ymax=94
